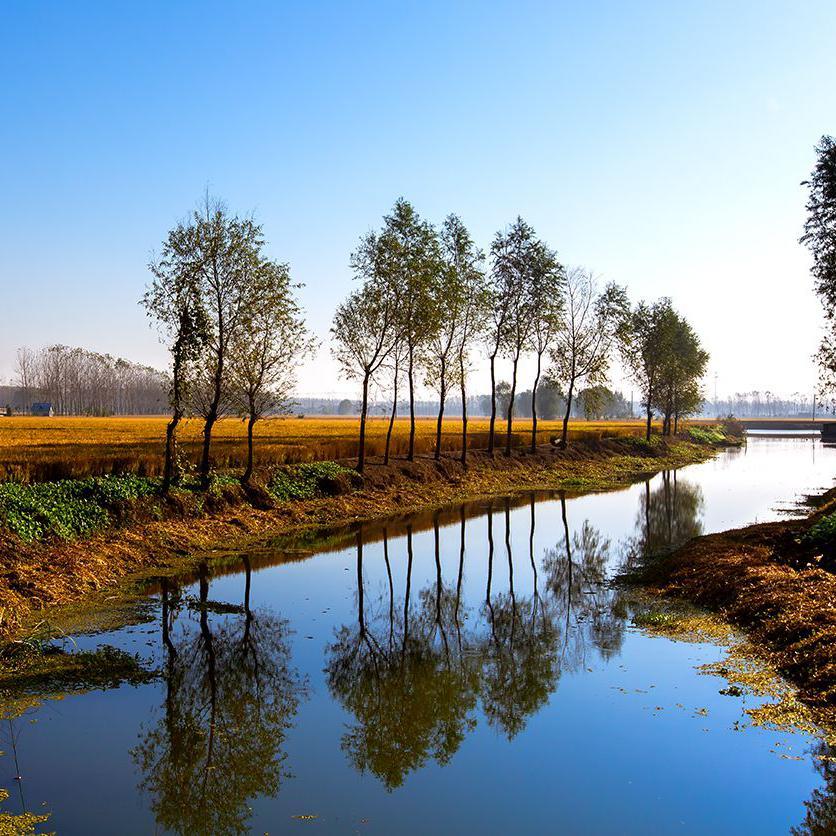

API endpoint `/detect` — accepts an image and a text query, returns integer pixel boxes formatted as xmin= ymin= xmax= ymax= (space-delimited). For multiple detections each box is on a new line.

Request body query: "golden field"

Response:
xmin=0 ymin=414 xmax=654 ymax=482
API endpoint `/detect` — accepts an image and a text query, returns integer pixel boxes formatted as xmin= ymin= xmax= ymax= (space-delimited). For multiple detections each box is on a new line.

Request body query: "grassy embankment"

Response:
xmin=632 ymin=487 xmax=836 ymax=720
xmin=0 ymin=418 xmax=738 ymax=640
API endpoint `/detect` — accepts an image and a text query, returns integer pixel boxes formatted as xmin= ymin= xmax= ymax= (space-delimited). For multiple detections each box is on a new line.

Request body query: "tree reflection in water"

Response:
xmin=543 ymin=492 xmax=626 ymax=670
xmin=622 ymin=470 xmax=704 ymax=569
xmin=479 ymin=499 xmax=561 ymax=740
xmin=325 ymin=524 xmax=479 ymax=791
xmin=326 ymin=495 xmax=623 ymax=787
xmin=133 ymin=560 xmax=306 ymax=835
xmin=792 ymin=741 xmax=836 ymax=836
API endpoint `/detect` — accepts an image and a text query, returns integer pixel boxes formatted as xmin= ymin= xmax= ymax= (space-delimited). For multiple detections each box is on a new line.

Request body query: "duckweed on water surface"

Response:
xmin=632 ymin=602 xmax=836 ymax=745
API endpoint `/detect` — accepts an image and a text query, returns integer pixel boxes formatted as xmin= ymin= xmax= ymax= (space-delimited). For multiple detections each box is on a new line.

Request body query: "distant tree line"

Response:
xmin=328 ymin=383 xmax=632 ymax=421
xmin=11 ymin=344 xmax=167 ymax=415
xmin=332 ymin=198 xmax=709 ymax=470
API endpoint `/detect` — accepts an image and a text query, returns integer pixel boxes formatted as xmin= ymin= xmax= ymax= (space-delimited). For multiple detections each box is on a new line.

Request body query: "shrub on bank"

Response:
xmin=267 ymin=461 xmax=357 ymax=501
xmin=0 ymin=474 xmax=158 ymax=542
xmin=687 ymin=425 xmax=726 ymax=444
xmin=804 ymin=512 xmax=836 ymax=547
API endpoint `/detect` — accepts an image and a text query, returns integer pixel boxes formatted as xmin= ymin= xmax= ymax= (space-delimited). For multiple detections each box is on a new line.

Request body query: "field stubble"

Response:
xmin=0 ymin=415 xmax=654 ymax=482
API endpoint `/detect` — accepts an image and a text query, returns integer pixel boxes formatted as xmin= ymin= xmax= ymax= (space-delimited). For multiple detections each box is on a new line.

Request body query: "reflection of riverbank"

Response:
xmin=3 ymin=436 xmax=724 ymax=644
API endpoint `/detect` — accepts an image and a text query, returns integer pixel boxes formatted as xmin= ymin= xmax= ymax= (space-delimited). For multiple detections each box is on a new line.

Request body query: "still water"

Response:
xmin=2 ymin=437 xmax=835 ymax=834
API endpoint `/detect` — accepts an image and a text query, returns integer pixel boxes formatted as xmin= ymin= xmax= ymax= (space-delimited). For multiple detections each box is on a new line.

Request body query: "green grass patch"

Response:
xmin=688 ymin=425 xmax=726 ymax=444
xmin=0 ymin=474 xmax=158 ymax=542
xmin=267 ymin=461 xmax=355 ymax=502
xmin=804 ymin=512 xmax=836 ymax=546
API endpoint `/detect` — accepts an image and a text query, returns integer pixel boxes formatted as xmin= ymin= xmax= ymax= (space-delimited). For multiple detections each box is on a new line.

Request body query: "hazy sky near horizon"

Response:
xmin=2 ymin=1 xmax=835 ymax=400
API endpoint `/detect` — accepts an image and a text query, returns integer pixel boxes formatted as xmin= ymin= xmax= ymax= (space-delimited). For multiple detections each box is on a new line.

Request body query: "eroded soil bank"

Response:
xmin=0 ymin=436 xmax=723 ymax=640
xmin=634 ymin=488 xmax=836 ymax=718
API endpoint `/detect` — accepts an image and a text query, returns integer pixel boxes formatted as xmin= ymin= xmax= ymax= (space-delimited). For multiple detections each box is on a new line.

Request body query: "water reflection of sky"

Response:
xmin=2 ymin=437 xmax=835 ymax=835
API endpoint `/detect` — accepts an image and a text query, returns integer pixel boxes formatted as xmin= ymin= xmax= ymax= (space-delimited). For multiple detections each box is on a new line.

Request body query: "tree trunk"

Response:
xmin=242 ymin=412 xmax=256 ymax=484
xmin=435 ymin=360 xmax=446 ymax=461
xmin=531 ymin=351 xmax=542 ymax=453
xmin=488 ymin=352 xmax=498 ymax=457
xmin=504 ymin=353 xmax=519 ymax=456
xmin=559 ymin=376 xmax=575 ymax=449
xmin=459 ymin=352 xmax=468 ymax=466
xmin=358 ymin=372 xmax=370 ymax=472
xmin=199 ymin=352 xmax=224 ymax=489
xmin=162 ymin=411 xmax=180 ymax=495
xmin=645 ymin=388 xmax=653 ymax=442
xmin=384 ymin=354 xmax=399 ymax=465
xmin=163 ymin=350 xmax=185 ymax=495
xmin=407 ymin=344 xmax=416 ymax=461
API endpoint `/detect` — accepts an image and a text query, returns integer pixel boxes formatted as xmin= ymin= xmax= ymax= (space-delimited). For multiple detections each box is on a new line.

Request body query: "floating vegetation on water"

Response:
xmin=630 ymin=598 xmax=835 ymax=745
xmin=0 ymin=642 xmax=158 ymax=719
xmin=0 ymin=788 xmax=51 ymax=835
xmin=699 ymin=645 xmax=834 ymax=743
xmin=630 ymin=602 xmax=735 ymax=644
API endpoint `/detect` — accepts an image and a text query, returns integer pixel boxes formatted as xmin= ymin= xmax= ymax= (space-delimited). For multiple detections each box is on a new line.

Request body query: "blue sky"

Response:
xmin=2 ymin=1 xmax=834 ymax=397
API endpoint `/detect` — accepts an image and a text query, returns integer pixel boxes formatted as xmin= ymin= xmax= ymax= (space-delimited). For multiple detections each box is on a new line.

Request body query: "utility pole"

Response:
xmin=813 ymin=391 xmax=817 ymax=423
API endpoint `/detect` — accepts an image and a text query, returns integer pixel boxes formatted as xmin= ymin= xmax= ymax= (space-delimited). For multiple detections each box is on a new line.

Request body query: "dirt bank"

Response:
xmin=635 ymin=489 xmax=836 ymax=714
xmin=0 ymin=436 xmax=724 ymax=640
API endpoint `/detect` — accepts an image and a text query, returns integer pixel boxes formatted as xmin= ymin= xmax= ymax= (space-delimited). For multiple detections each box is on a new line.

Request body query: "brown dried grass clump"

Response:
xmin=639 ymin=516 xmax=836 ymax=711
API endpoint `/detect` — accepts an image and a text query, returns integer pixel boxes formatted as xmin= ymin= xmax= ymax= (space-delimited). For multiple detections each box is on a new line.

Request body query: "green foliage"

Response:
xmin=804 ymin=512 xmax=836 ymax=546
xmin=688 ymin=426 xmax=726 ymax=444
xmin=267 ymin=461 xmax=353 ymax=502
xmin=0 ymin=474 xmax=157 ymax=542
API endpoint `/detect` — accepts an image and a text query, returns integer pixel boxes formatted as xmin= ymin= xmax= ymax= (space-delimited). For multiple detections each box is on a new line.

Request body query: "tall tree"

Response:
xmin=801 ymin=135 xmax=836 ymax=390
xmin=167 ymin=196 xmax=265 ymax=488
xmin=548 ymin=270 xmax=628 ymax=448
xmin=491 ymin=218 xmax=541 ymax=456
xmin=379 ymin=199 xmax=441 ymax=461
xmin=528 ymin=244 xmax=564 ymax=452
xmin=619 ymin=298 xmax=678 ymax=442
xmin=455 ymin=235 xmax=488 ymax=466
xmin=331 ymin=282 xmax=398 ymax=472
xmin=484 ymin=235 xmax=515 ymax=457
xmin=652 ymin=313 xmax=708 ymax=436
xmin=144 ymin=233 xmax=210 ymax=494
xmin=228 ymin=260 xmax=313 ymax=483
xmin=424 ymin=215 xmax=483 ymax=461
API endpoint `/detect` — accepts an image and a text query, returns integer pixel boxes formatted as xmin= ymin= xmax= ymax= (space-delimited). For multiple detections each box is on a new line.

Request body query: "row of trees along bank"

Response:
xmin=331 ymin=199 xmax=709 ymax=470
xmin=145 ymin=196 xmax=709 ymax=484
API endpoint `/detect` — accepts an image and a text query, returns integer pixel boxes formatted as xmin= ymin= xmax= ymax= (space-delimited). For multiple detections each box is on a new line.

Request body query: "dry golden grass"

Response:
xmin=0 ymin=414 xmax=653 ymax=482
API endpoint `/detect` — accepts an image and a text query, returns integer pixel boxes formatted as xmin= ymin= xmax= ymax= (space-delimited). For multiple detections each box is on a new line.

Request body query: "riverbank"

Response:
xmin=0 ymin=435 xmax=729 ymax=640
xmin=633 ymin=487 xmax=836 ymax=717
